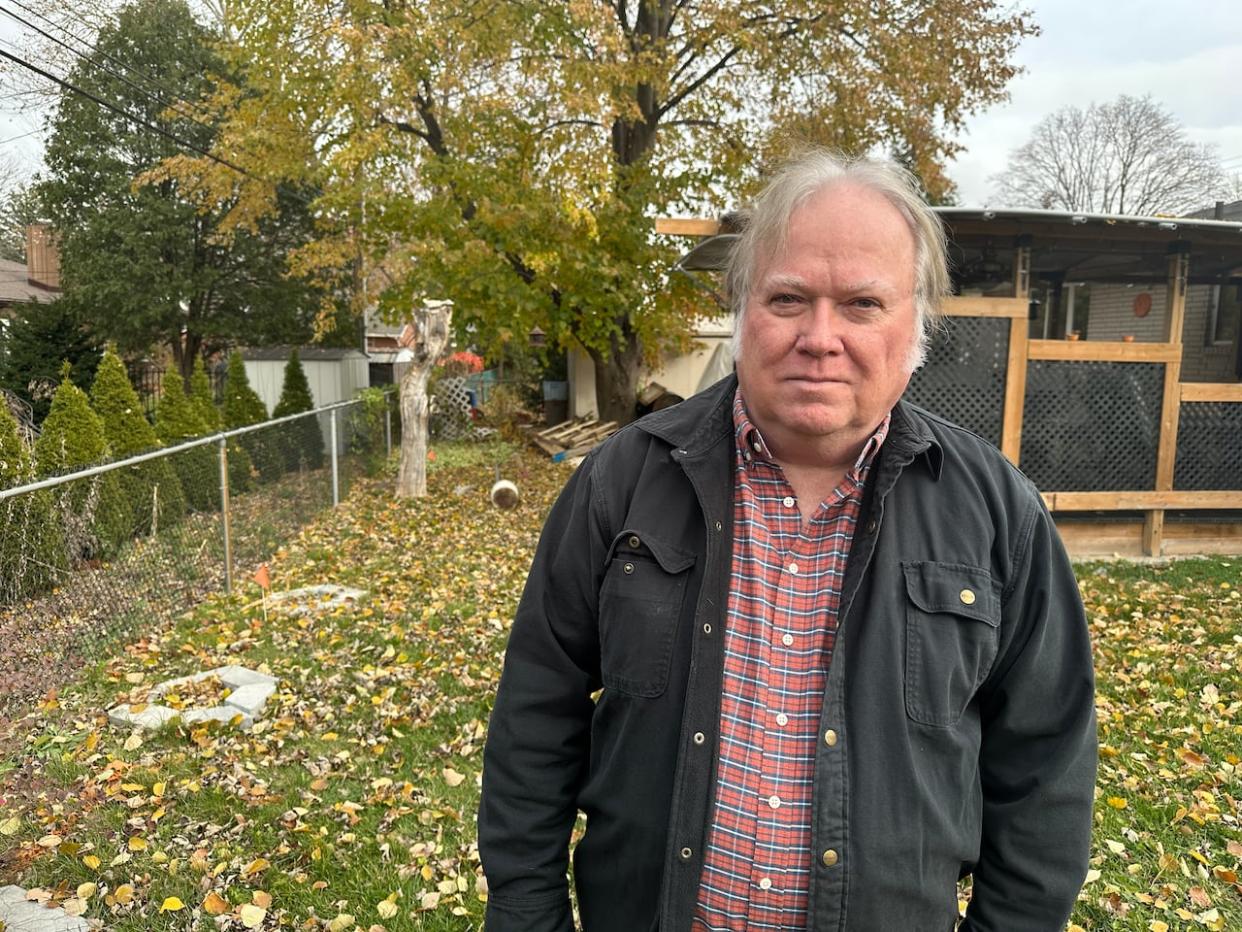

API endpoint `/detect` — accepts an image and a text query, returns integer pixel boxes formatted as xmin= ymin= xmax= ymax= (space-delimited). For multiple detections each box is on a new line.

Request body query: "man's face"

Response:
xmin=735 ymin=182 xmax=920 ymax=462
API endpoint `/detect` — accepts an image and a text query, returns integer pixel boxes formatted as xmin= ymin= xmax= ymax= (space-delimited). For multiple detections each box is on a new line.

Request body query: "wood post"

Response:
xmin=1143 ymin=250 xmax=1190 ymax=556
xmin=1000 ymin=245 xmax=1031 ymax=466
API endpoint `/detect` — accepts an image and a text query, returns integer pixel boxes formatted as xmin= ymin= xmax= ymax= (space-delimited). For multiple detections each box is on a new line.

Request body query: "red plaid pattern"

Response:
xmin=691 ymin=391 xmax=888 ymax=931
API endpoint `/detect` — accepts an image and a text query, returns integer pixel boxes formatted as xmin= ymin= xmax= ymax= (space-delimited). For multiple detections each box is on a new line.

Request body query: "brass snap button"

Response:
xmin=623 ymin=563 xmax=634 ymax=574
xmin=822 ymin=849 xmax=838 ymax=867
xmin=959 ymin=589 xmax=976 ymax=606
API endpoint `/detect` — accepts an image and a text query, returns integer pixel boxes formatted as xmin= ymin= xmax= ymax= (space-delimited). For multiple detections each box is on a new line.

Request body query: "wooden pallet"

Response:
xmin=528 ymin=417 xmax=618 ymax=462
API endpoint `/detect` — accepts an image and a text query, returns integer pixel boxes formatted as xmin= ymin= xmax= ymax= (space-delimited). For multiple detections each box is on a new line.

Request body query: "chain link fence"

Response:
xmin=0 ymin=395 xmax=394 ymax=727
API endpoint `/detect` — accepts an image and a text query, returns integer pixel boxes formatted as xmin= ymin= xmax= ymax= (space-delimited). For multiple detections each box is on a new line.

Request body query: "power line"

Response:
xmin=0 ymin=43 xmax=255 ymax=181
xmin=0 ymin=127 xmax=40 ymax=145
xmin=0 ymin=2 xmax=219 ymax=136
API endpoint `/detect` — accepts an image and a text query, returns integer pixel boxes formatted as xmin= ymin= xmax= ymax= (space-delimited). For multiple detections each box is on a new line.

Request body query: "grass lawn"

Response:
xmin=0 ymin=441 xmax=1238 ymax=930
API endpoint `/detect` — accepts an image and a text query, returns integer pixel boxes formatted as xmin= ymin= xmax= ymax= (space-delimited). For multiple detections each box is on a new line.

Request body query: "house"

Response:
xmin=0 ymin=223 xmax=61 ymax=323
xmin=563 ymin=205 xmax=1242 ymax=557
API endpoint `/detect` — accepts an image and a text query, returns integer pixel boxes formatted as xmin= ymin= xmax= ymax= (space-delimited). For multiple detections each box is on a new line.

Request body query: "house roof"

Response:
xmin=676 ymin=206 xmax=1242 ymax=285
xmin=241 ymin=346 xmax=368 ymax=362
xmin=0 ymin=258 xmax=60 ymax=306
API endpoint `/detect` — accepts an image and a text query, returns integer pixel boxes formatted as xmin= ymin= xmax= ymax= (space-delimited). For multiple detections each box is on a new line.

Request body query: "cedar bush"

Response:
xmin=191 ymin=355 xmax=253 ymax=493
xmin=272 ymin=349 xmax=323 ymax=470
xmin=222 ymin=351 xmax=281 ymax=483
xmin=154 ymin=370 xmax=218 ymax=512
xmin=34 ymin=369 xmax=130 ymax=559
xmin=0 ymin=399 xmax=67 ymax=603
xmin=90 ymin=347 xmax=186 ymax=532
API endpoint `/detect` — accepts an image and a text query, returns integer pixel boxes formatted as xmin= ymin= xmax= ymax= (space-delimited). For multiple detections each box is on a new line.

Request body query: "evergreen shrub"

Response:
xmin=0 ymin=400 xmax=67 ymax=602
xmin=154 ymin=370 xmax=218 ymax=512
xmin=272 ymin=349 xmax=323 ymax=471
xmin=222 ymin=351 xmax=281 ymax=483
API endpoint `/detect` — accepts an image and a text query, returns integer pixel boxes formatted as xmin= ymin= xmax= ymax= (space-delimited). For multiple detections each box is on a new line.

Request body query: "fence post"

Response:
xmin=384 ymin=400 xmax=393 ymax=459
xmin=218 ymin=437 xmax=233 ymax=594
xmin=330 ymin=409 xmax=340 ymax=506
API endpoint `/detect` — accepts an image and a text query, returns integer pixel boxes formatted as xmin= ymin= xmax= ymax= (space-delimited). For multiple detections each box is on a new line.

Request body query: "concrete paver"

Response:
xmin=0 ymin=884 xmax=92 ymax=931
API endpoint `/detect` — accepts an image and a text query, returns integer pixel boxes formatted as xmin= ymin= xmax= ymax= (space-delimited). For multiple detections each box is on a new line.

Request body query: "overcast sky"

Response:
xmin=2 ymin=1 xmax=1241 ymax=209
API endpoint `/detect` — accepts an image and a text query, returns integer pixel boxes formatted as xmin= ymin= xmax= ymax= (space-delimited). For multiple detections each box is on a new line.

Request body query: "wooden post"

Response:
xmin=1000 ymin=244 xmax=1031 ymax=465
xmin=1143 ymin=250 xmax=1190 ymax=556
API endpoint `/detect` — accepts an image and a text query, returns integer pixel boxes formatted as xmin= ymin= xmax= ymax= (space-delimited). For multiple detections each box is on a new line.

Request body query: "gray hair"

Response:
xmin=726 ymin=150 xmax=951 ymax=369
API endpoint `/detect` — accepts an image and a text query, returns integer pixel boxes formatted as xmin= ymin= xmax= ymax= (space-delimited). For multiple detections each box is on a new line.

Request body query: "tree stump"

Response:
xmin=396 ymin=300 xmax=452 ymax=498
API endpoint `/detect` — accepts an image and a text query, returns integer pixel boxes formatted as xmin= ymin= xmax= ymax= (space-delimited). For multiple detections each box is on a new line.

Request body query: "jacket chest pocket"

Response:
xmin=902 ymin=561 xmax=999 ymax=727
xmin=598 ymin=530 xmax=695 ymax=698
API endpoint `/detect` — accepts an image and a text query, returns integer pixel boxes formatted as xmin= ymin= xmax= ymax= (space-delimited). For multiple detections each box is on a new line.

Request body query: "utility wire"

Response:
xmin=0 ymin=44 xmax=256 ymax=181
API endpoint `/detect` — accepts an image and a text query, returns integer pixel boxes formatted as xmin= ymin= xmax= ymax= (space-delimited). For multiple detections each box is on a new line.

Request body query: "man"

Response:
xmin=479 ymin=151 xmax=1097 ymax=931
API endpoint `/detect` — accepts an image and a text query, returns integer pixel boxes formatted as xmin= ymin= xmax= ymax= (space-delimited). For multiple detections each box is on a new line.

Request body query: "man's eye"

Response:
xmin=770 ymin=293 xmax=801 ymax=306
xmin=851 ymin=297 xmax=881 ymax=310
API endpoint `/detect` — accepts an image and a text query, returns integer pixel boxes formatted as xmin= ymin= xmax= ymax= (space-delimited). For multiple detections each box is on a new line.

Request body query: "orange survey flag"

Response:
xmin=254 ymin=563 xmax=271 ymax=591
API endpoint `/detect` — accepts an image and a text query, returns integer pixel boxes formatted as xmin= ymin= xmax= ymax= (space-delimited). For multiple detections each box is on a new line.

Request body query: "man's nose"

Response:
xmin=796 ymin=301 xmax=843 ymax=357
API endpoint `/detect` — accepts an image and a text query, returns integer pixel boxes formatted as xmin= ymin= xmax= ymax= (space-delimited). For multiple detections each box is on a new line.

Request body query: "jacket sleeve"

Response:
xmin=479 ymin=453 xmax=610 ymax=931
xmin=961 ymin=499 xmax=1097 ymax=932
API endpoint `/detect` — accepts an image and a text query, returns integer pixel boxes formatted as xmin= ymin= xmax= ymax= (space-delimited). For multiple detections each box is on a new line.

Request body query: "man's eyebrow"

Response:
xmin=759 ymin=273 xmax=807 ymax=290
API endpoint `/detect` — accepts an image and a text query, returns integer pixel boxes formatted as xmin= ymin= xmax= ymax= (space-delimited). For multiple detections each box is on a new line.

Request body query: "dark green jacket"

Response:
xmin=480 ymin=374 xmax=1096 ymax=931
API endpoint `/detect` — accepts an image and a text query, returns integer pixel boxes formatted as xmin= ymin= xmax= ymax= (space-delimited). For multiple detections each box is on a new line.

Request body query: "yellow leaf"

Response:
xmin=152 ymin=782 xmax=166 ymax=797
xmin=328 ymin=913 xmax=356 ymax=931
xmin=203 ymin=891 xmax=229 ymax=915
xmin=75 ymin=882 xmax=96 ymax=899
xmin=239 ymin=903 xmax=267 ymax=928
xmin=377 ymin=898 xmax=399 ymax=919
xmin=252 ymin=890 xmax=272 ymax=908
xmin=442 ymin=768 xmax=466 ymax=787
xmin=112 ymin=883 xmax=134 ymax=904
xmin=160 ymin=896 xmax=185 ymax=912
xmin=242 ymin=857 xmax=270 ymax=877
xmin=123 ymin=733 xmax=143 ymax=752
xmin=1106 ymin=796 xmax=1127 ymax=810
xmin=1212 ymin=866 xmax=1238 ymax=883
xmin=419 ymin=891 xmax=441 ymax=910
xmin=37 ymin=834 xmax=62 ymax=848
xmin=1149 ymin=922 xmax=1168 ymax=932
xmin=128 ymin=837 xmax=147 ymax=851
xmin=0 ymin=816 xmax=20 ymax=835
xmin=82 ymin=854 xmax=101 ymax=870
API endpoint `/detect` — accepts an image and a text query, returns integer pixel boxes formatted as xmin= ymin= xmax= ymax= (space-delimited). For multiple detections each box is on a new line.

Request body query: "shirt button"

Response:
xmin=787 ymin=562 xmax=798 ymax=575
xmin=628 ymin=534 xmax=640 ymax=548
xmin=824 ymin=729 xmax=838 ymax=747
xmin=781 ymin=633 xmax=793 ymax=647
xmin=758 ymin=878 xmax=772 ymax=890
xmin=783 ymin=496 xmax=795 ymax=508
xmin=775 ymin=713 xmax=788 ymax=726
xmin=752 ymin=440 xmax=763 ymax=454
xmin=768 ymin=795 xmax=781 ymax=809
xmin=959 ymin=588 xmax=976 ymax=605
xmin=822 ymin=849 xmax=838 ymax=867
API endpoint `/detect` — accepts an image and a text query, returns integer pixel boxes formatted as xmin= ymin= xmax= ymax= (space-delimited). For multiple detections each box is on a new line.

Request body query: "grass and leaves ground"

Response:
xmin=0 ymin=441 xmax=1238 ymax=930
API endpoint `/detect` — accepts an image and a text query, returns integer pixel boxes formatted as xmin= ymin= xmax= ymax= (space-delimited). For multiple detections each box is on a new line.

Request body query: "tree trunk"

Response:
xmin=396 ymin=300 xmax=452 ymax=498
xmin=587 ymin=325 xmax=643 ymax=425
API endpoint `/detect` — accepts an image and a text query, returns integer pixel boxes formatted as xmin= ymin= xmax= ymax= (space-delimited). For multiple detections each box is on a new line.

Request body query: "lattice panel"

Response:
xmin=1021 ymin=362 xmax=1163 ymax=491
xmin=1174 ymin=402 xmax=1242 ymax=491
xmin=903 ymin=316 xmax=1008 ymax=446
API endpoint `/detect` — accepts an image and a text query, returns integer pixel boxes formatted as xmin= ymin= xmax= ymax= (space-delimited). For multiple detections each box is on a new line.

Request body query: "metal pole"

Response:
xmin=384 ymin=402 xmax=392 ymax=459
xmin=330 ymin=409 xmax=340 ymax=506
xmin=219 ymin=437 xmax=233 ymax=594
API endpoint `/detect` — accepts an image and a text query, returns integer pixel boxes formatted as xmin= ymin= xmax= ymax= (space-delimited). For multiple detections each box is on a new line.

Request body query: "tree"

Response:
xmin=190 ymin=353 xmax=254 ymax=492
xmin=0 ymin=184 xmax=41 ymax=264
xmin=162 ymin=0 xmax=1036 ymax=422
xmin=0 ymin=298 xmax=102 ymax=424
xmin=154 ymin=369 xmax=218 ymax=511
xmin=35 ymin=0 xmax=323 ymax=384
xmin=991 ymin=94 xmax=1228 ymax=216
xmin=271 ymin=349 xmax=323 ymax=471
xmin=0 ymin=399 xmax=66 ymax=602
xmin=90 ymin=346 xmax=187 ymax=531
xmin=221 ymin=350 xmax=281 ymax=482
xmin=34 ymin=368 xmax=131 ymax=558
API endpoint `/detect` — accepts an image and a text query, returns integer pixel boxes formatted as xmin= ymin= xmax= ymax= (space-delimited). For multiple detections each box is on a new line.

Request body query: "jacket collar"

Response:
xmin=636 ymin=373 xmax=943 ymax=479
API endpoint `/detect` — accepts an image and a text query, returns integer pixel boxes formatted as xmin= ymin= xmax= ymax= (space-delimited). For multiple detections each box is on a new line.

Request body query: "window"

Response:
xmin=1205 ymin=284 xmax=1241 ymax=346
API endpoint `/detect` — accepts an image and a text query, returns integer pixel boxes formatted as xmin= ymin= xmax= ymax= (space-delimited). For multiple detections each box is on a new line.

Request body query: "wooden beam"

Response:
xmin=1042 ymin=490 xmax=1242 ymax=511
xmin=1180 ymin=382 xmax=1242 ymax=403
xmin=655 ymin=218 xmax=721 ymax=236
xmin=999 ymin=249 xmax=1030 ymax=466
xmin=944 ymin=296 xmax=1029 ymax=319
xmin=1027 ymin=340 xmax=1182 ymax=362
xmin=1145 ymin=252 xmax=1190 ymax=556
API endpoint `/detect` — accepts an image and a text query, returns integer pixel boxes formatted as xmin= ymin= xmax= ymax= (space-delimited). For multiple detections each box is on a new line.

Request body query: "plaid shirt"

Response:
xmin=691 ymin=391 xmax=888 ymax=931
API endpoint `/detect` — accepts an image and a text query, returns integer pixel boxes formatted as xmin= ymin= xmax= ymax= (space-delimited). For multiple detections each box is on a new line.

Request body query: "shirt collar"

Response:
xmin=732 ymin=387 xmax=890 ymax=478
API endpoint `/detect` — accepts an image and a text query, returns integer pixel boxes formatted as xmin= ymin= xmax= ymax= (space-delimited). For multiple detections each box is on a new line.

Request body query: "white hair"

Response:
xmin=727 ymin=150 xmax=951 ymax=371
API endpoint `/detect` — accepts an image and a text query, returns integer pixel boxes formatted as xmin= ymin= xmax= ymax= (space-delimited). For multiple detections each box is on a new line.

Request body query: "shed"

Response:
xmin=240 ymin=346 xmax=370 ymax=415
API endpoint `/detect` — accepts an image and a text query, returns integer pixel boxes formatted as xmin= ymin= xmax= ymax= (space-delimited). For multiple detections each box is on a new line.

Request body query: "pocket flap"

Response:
xmin=902 ymin=561 xmax=998 ymax=626
xmin=606 ymin=529 xmax=695 ymax=574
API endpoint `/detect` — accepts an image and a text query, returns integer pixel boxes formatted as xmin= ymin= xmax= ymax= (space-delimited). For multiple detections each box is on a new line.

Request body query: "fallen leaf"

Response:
xmin=160 ymin=896 xmax=185 ymax=912
xmin=203 ymin=891 xmax=229 ymax=915
xmin=239 ymin=903 xmax=267 ymax=928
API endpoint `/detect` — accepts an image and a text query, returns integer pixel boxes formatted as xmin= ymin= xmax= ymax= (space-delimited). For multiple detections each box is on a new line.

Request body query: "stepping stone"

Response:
xmin=0 ymin=884 xmax=92 ymax=931
xmin=106 ymin=664 xmax=278 ymax=733
xmin=268 ymin=584 xmax=366 ymax=615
